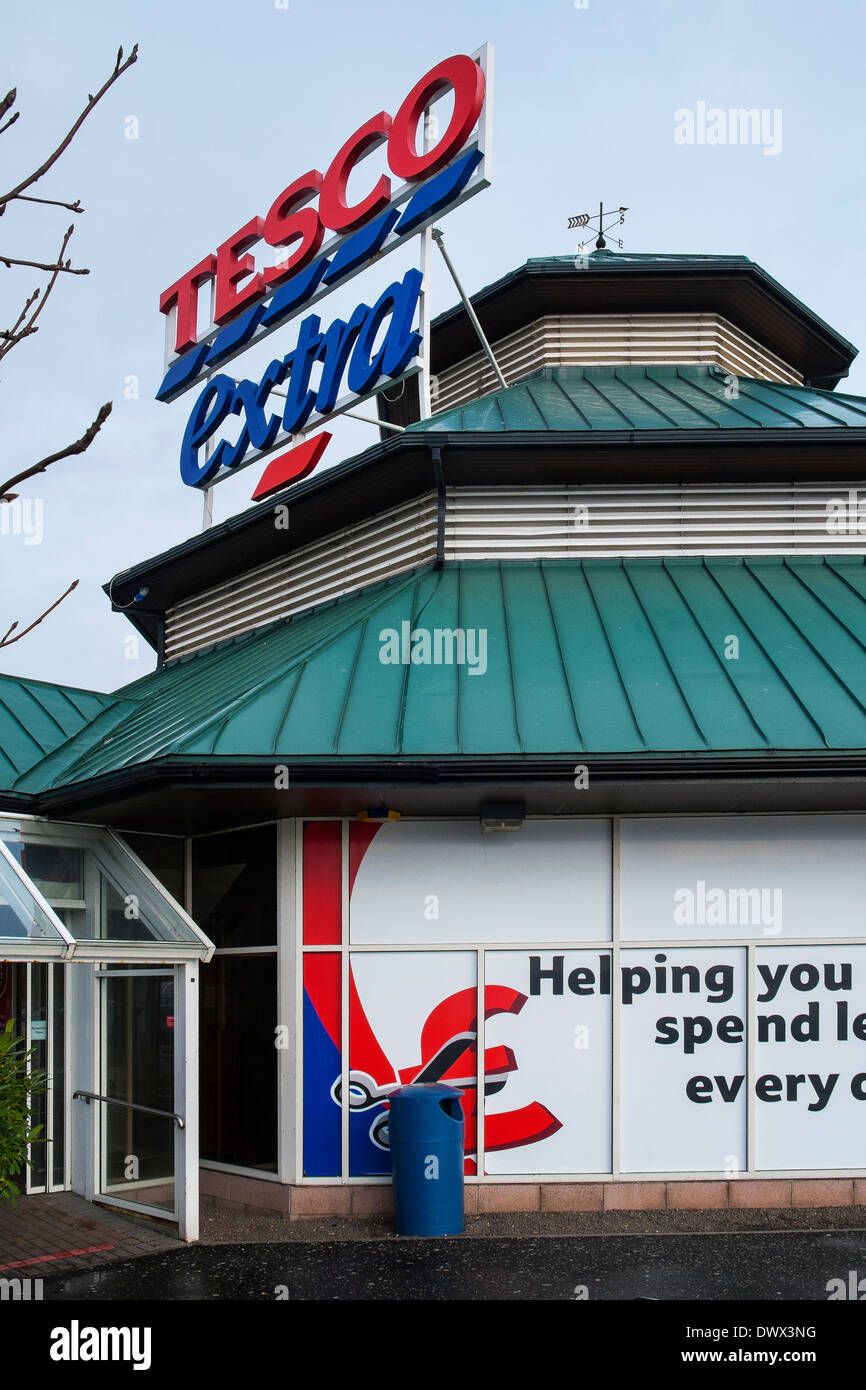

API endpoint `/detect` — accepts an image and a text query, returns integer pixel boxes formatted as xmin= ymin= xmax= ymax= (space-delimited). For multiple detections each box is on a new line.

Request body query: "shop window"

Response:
xmin=122 ymin=833 xmax=185 ymax=906
xmin=192 ymin=826 xmax=277 ymax=948
xmin=194 ymin=824 xmax=278 ymax=1171
xmin=200 ymin=953 xmax=277 ymax=1171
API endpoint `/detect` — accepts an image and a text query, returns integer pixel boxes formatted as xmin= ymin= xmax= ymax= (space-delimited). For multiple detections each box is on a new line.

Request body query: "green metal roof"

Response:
xmin=6 ymin=555 xmax=866 ymax=798
xmin=411 ymin=366 xmax=866 ymax=434
xmin=0 ymin=674 xmax=115 ymax=787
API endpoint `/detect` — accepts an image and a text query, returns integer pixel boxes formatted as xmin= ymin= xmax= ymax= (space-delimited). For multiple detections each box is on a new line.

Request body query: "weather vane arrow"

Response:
xmin=567 ymin=203 xmax=628 ymax=250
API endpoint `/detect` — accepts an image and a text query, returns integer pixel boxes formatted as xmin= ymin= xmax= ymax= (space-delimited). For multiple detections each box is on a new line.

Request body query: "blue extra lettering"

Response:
xmin=179 ymin=267 xmax=423 ymax=488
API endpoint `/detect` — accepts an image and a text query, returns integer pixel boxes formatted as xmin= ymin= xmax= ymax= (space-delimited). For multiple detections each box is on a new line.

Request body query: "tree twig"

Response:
xmin=0 ymin=287 xmax=39 ymax=344
xmin=0 ymin=401 xmax=112 ymax=501
xmin=0 ymin=252 xmax=87 ymax=274
xmin=0 ymin=580 xmax=79 ymax=647
xmin=15 ymin=194 xmax=83 ymax=213
xmin=0 ymin=44 xmax=138 ymax=209
xmin=0 ymin=228 xmax=77 ymax=362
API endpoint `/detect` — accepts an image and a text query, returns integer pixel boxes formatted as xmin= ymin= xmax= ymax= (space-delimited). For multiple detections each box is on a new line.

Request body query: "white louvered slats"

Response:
xmin=164 ymin=484 xmax=866 ymax=659
xmin=445 ymin=486 xmax=866 ymax=559
xmin=165 ymin=496 xmax=438 ymax=659
xmin=432 ymin=314 xmax=801 ymax=413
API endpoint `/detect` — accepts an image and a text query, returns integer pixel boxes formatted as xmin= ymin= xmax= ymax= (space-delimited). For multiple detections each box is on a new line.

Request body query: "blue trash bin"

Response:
xmin=388 ymin=1083 xmax=464 ymax=1236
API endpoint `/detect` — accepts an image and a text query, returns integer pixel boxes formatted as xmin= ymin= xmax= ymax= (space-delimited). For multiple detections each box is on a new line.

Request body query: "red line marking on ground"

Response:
xmin=0 ymin=1243 xmax=114 ymax=1271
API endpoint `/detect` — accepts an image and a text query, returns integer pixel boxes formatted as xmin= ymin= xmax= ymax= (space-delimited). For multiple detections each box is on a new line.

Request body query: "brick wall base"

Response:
xmin=200 ymin=1169 xmax=866 ymax=1219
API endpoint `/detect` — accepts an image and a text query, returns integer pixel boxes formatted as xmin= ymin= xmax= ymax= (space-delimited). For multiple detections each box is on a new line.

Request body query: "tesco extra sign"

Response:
xmin=157 ymin=48 xmax=492 ymax=498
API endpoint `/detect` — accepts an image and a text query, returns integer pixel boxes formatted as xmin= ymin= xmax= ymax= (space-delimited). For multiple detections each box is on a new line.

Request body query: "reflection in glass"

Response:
xmin=20 ymin=845 xmax=84 ymax=906
xmin=122 ymin=833 xmax=185 ymax=906
xmin=200 ymin=953 xmax=277 ymax=1170
xmin=101 ymin=974 xmax=175 ymax=1212
xmin=192 ymin=827 xmax=276 ymax=949
xmin=0 ymin=843 xmax=66 ymax=942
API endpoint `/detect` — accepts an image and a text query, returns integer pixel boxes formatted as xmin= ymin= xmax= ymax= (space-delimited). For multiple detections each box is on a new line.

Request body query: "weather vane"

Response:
xmin=567 ymin=202 xmax=628 ymax=251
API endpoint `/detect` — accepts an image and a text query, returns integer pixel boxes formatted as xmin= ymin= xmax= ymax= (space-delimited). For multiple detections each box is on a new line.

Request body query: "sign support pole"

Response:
xmin=201 ymin=278 xmax=217 ymax=531
xmin=417 ymin=104 xmax=434 ymax=422
xmin=431 ymin=227 xmax=507 ymax=391
xmin=418 ymin=227 xmax=433 ymax=421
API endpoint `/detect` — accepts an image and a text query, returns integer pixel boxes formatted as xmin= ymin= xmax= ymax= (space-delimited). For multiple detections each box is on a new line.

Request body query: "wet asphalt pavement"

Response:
xmin=42 ymin=1227 xmax=866 ymax=1300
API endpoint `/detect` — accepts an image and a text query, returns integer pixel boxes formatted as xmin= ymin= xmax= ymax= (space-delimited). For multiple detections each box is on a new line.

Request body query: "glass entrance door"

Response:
xmin=98 ymin=970 xmax=176 ymax=1214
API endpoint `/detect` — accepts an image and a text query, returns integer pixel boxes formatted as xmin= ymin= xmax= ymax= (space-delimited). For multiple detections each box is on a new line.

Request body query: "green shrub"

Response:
xmin=0 ymin=1017 xmax=47 ymax=1204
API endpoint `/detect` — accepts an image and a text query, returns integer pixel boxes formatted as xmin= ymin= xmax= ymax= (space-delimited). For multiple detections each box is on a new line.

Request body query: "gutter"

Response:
xmin=22 ymin=752 xmax=866 ymax=818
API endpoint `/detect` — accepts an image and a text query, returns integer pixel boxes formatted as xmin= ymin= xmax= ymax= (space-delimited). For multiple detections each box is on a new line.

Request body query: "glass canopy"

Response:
xmin=0 ymin=817 xmax=213 ymax=963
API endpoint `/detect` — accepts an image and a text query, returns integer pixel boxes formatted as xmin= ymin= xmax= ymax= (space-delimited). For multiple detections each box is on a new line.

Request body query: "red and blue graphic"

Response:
xmin=302 ymin=822 xmax=561 ymax=1177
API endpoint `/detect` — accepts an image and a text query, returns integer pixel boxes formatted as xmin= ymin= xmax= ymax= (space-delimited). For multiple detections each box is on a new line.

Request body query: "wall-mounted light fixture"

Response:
xmin=479 ymin=802 xmax=525 ymax=832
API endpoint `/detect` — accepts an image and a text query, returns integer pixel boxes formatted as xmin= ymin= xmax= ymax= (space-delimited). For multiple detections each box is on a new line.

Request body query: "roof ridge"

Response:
xmin=0 ymin=670 xmax=113 ymax=700
xmin=11 ymin=695 xmax=143 ymax=794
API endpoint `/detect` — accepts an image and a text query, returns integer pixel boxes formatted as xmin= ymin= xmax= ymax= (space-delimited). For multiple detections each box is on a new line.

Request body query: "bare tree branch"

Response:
xmin=0 ymin=227 xmax=76 ymax=362
xmin=0 ymin=579 xmax=79 ymax=648
xmin=16 ymin=194 xmax=83 ymax=213
xmin=0 ymin=52 xmax=137 ymax=650
xmin=0 ymin=44 xmax=138 ymax=210
xmin=0 ymin=401 xmax=112 ymax=502
xmin=0 ymin=90 xmax=18 ymax=142
xmin=0 ymin=253 xmax=87 ymax=275
xmin=0 ymin=287 xmax=39 ymax=345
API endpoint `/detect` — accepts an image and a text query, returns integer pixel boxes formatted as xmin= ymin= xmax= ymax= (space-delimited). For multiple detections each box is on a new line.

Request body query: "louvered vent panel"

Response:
xmin=444 ymin=485 xmax=866 ymax=559
xmin=164 ymin=484 xmax=866 ymax=659
xmin=165 ymin=496 xmax=438 ymax=659
xmin=433 ymin=314 xmax=801 ymax=413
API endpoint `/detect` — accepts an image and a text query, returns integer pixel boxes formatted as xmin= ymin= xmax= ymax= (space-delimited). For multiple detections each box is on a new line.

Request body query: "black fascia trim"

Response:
xmin=429 ymin=258 xmax=858 ymax=379
xmin=109 ymin=424 xmax=866 ymax=591
xmin=0 ymin=792 xmax=38 ymax=813
xmin=24 ymin=753 xmax=866 ymax=817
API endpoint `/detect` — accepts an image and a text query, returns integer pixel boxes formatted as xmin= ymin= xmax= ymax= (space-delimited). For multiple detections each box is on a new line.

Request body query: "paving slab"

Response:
xmin=0 ymin=1193 xmax=182 ymax=1277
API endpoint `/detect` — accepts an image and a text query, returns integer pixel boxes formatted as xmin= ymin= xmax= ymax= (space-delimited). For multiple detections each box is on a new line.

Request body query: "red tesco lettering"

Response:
xmin=160 ymin=54 xmax=485 ymax=353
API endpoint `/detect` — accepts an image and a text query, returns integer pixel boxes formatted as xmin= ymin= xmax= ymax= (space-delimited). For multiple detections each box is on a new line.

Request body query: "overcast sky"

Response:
xmin=2 ymin=0 xmax=865 ymax=693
